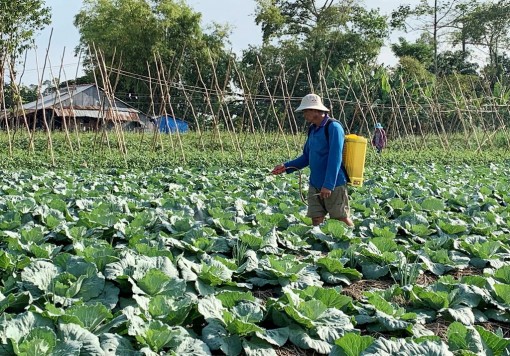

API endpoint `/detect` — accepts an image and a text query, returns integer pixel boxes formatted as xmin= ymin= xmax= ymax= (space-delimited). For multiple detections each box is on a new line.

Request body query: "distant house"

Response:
xmin=4 ymin=84 xmax=145 ymax=131
xmin=158 ymin=115 xmax=189 ymax=134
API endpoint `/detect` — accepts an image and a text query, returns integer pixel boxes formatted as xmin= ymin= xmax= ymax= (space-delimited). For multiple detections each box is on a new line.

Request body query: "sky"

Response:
xmin=18 ymin=0 xmax=418 ymax=85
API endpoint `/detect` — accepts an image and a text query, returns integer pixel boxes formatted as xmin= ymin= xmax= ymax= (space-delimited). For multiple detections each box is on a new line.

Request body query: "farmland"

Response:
xmin=3 ymin=0 xmax=510 ymax=352
xmin=1 ymin=131 xmax=510 ymax=355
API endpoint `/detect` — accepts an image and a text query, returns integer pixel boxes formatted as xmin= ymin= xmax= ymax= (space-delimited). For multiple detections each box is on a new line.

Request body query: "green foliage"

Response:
xmin=74 ymin=0 xmax=233 ymax=113
xmin=332 ymin=333 xmax=374 ymax=356
xmin=247 ymin=0 xmax=388 ymax=98
xmin=391 ymin=35 xmax=434 ymax=67
xmin=436 ymin=50 xmax=479 ymax=76
xmin=394 ymin=56 xmax=435 ymax=85
xmin=0 ymin=0 xmax=50 ymax=111
xmin=1 ymin=130 xmax=510 ymax=173
xmin=1 ymin=157 xmax=510 ymax=353
xmin=459 ymin=1 xmax=510 ymax=70
xmin=391 ymin=0 xmax=479 ymax=74
xmin=0 ymin=0 xmax=51 ymax=56
xmin=2 ymin=84 xmax=38 ymax=108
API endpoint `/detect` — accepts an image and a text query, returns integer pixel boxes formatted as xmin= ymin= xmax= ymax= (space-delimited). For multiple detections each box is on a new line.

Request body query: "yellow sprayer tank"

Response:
xmin=343 ymin=134 xmax=367 ymax=187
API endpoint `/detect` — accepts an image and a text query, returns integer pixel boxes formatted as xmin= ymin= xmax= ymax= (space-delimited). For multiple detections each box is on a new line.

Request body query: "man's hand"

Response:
xmin=320 ymin=187 xmax=332 ymax=199
xmin=271 ymin=164 xmax=286 ymax=175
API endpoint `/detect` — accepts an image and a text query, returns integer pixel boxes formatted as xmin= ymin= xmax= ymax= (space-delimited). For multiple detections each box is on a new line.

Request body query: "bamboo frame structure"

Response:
xmin=2 ymin=43 xmax=510 ymax=166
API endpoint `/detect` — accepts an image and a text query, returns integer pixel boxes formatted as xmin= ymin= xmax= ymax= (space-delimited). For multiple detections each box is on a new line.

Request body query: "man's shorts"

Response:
xmin=307 ymin=185 xmax=350 ymax=219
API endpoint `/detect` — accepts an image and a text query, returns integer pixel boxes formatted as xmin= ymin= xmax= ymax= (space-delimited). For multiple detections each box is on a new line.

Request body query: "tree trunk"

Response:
xmin=433 ymin=0 xmax=438 ymax=74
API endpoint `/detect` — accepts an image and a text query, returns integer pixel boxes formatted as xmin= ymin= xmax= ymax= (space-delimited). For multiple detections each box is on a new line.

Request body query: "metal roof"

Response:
xmin=17 ymin=84 xmax=141 ymax=122
xmin=55 ymin=107 xmax=139 ymax=122
xmin=22 ymin=84 xmax=95 ymax=110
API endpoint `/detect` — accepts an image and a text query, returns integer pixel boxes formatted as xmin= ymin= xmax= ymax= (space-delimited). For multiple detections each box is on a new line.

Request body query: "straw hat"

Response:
xmin=295 ymin=94 xmax=329 ymax=112
xmin=375 ymin=123 xmax=383 ymax=129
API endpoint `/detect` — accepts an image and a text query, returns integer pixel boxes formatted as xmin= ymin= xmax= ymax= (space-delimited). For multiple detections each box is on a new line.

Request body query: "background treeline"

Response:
xmin=2 ymin=0 xmax=510 ymax=143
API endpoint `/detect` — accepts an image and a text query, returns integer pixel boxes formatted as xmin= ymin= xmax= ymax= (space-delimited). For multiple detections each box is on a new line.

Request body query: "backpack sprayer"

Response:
xmin=343 ymin=134 xmax=368 ymax=187
xmin=272 ymin=134 xmax=368 ymax=204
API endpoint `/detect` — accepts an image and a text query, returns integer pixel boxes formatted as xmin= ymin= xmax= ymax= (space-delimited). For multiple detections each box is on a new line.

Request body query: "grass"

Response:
xmin=1 ymin=130 xmax=510 ymax=171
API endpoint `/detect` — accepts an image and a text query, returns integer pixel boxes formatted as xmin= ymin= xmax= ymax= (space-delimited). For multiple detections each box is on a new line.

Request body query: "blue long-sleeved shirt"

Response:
xmin=285 ymin=117 xmax=347 ymax=190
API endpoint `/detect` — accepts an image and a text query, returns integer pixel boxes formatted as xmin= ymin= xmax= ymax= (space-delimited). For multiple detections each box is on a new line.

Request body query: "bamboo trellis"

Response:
xmin=2 ymin=44 xmax=510 ymax=166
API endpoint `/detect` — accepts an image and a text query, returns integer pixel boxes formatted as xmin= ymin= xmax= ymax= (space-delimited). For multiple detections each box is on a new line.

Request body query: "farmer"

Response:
xmin=271 ymin=93 xmax=354 ymax=227
xmin=372 ymin=122 xmax=387 ymax=154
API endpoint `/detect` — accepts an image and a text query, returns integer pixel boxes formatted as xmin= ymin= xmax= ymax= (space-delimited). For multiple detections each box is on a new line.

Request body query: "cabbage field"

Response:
xmin=1 ymin=159 xmax=510 ymax=355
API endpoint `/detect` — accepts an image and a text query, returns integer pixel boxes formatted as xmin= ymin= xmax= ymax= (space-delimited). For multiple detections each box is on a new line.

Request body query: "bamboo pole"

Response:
xmin=234 ymin=64 xmax=266 ymax=158
xmin=103 ymin=50 xmax=129 ymax=157
xmin=153 ymin=53 xmax=175 ymax=154
xmin=256 ymin=56 xmax=291 ymax=156
xmin=230 ymin=58 xmax=261 ymax=154
xmin=207 ymin=50 xmax=243 ymax=160
xmin=0 ymin=76 xmax=13 ymax=156
xmin=94 ymin=45 xmax=128 ymax=162
xmin=71 ymin=50 xmax=83 ymax=149
xmin=447 ymin=75 xmax=479 ymax=150
xmin=34 ymin=29 xmax=56 ymax=166
xmin=241 ymin=59 xmax=269 ymax=150
xmin=280 ymin=64 xmax=302 ymax=151
xmin=89 ymin=44 xmax=112 ymax=155
xmin=47 ymin=50 xmax=74 ymax=153
xmin=146 ymin=60 xmax=165 ymax=153
xmin=194 ymin=59 xmax=224 ymax=154
xmin=177 ymin=73 xmax=205 ymax=150
xmin=156 ymin=52 xmax=186 ymax=163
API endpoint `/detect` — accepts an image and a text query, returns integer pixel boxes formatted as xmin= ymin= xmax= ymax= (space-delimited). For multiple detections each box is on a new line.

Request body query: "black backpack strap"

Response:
xmin=341 ymin=162 xmax=350 ymax=184
xmin=308 ymin=118 xmax=334 ymax=142
xmin=324 ymin=119 xmax=334 ymax=144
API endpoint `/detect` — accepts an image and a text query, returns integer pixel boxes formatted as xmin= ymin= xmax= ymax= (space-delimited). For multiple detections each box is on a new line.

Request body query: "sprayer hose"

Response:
xmin=285 ymin=166 xmax=307 ymax=205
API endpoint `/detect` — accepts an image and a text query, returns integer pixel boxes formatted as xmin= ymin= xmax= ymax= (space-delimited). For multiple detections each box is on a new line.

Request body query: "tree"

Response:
xmin=0 ymin=0 xmax=51 ymax=109
xmin=74 ymin=0 xmax=233 ymax=114
xmin=248 ymin=0 xmax=388 ymax=95
xmin=393 ymin=56 xmax=435 ymax=92
xmin=391 ymin=34 xmax=435 ymax=67
xmin=254 ymin=0 xmax=387 ymax=62
xmin=456 ymin=0 xmax=510 ymax=79
xmin=3 ymin=84 xmax=38 ymax=108
xmin=391 ymin=0 xmax=475 ymax=74
xmin=491 ymin=53 xmax=510 ymax=78
xmin=435 ymin=49 xmax=478 ymax=75
xmin=481 ymin=53 xmax=510 ymax=87
xmin=255 ymin=0 xmax=352 ymax=43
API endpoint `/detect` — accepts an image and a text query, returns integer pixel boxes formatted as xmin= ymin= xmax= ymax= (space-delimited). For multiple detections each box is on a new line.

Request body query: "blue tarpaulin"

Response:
xmin=158 ymin=116 xmax=189 ymax=133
